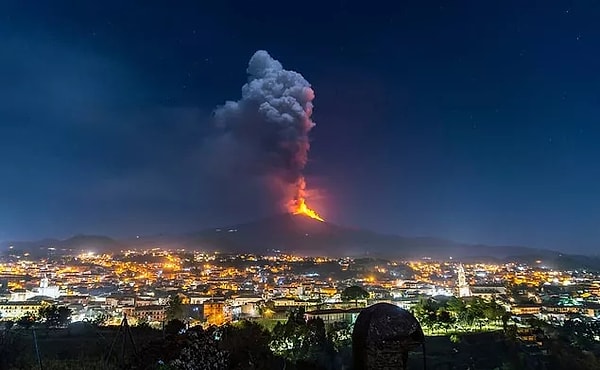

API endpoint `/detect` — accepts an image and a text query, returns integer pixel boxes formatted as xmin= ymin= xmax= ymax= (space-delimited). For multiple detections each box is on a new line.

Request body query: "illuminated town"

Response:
xmin=2 ymin=246 xmax=599 ymax=329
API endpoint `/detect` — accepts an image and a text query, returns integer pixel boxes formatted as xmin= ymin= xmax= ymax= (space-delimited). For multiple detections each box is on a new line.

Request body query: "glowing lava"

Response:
xmin=291 ymin=198 xmax=324 ymax=222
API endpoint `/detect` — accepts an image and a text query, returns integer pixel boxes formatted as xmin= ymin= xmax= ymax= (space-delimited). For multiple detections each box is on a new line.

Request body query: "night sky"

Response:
xmin=2 ymin=1 xmax=600 ymax=253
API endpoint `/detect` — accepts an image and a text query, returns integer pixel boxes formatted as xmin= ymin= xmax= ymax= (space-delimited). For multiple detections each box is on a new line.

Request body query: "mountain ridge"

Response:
xmin=2 ymin=214 xmax=597 ymax=271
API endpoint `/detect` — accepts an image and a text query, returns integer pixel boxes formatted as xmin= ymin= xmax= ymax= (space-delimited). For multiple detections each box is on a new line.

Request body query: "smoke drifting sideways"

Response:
xmin=210 ymin=50 xmax=318 ymax=215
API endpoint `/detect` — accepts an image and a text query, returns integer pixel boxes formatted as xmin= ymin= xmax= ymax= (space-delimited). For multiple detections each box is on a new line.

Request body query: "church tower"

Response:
xmin=40 ymin=274 xmax=49 ymax=288
xmin=457 ymin=264 xmax=471 ymax=297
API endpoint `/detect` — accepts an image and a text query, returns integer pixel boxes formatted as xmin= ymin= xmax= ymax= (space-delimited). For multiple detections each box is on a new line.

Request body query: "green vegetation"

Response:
xmin=165 ymin=294 xmax=184 ymax=321
xmin=412 ymin=297 xmax=506 ymax=334
xmin=270 ymin=309 xmax=336 ymax=368
xmin=3 ymin=300 xmax=600 ymax=369
xmin=39 ymin=305 xmax=72 ymax=328
xmin=16 ymin=312 xmax=37 ymax=329
xmin=164 ymin=319 xmax=186 ymax=335
xmin=340 ymin=285 xmax=369 ymax=307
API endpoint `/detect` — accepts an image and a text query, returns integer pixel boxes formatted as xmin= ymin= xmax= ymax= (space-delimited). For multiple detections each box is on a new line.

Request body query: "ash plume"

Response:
xmin=212 ymin=50 xmax=317 ymax=211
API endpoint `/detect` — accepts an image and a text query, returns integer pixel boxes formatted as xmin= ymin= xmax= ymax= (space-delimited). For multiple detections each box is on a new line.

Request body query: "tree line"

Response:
xmin=134 ymin=310 xmax=353 ymax=370
xmin=412 ymin=296 xmax=508 ymax=333
xmin=5 ymin=304 xmax=73 ymax=330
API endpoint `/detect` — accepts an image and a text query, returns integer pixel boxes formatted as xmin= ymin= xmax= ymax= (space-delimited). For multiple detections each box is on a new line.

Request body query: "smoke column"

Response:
xmin=214 ymin=50 xmax=317 ymax=212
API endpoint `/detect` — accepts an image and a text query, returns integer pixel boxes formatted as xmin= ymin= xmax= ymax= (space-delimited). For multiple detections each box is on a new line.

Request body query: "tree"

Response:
xmin=16 ymin=313 xmax=37 ymax=329
xmin=92 ymin=313 xmax=110 ymax=327
xmin=303 ymin=318 xmax=336 ymax=369
xmin=501 ymin=312 xmax=512 ymax=332
xmin=57 ymin=306 xmax=72 ymax=327
xmin=39 ymin=305 xmax=71 ymax=328
xmin=270 ymin=310 xmax=307 ymax=361
xmin=465 ymin=298 xmax=486 ymax=328
xmin=135 ymin=318 xmax=153 ymax=331
xmin=341 ymin=286 xmax=369 ymax=307
xmin=327 ymin=321 xmax=353 ymax=368
xmin=447 ymin=297 xmax=466 ymax=317
xmin=412 ymin=298 xmax=439 ymax=331
xmin=219 ymin=320 xmax=280 ymax=369
xmin=147 ymin=327 xmax=229 ymax=369
xmin=436 ymin=308 xmax=454 ymax=333
xmin=483 ymin=301 xmax=505 ymax=324
xmin=327 ymin=321 xmax=353 ymax=350
xmin=165 ymin=319 xmax=186 ymax=336
xmin=270 ymin=310 xmax=336 ymax=368
xmin=166 ymin=294 xmax=184 ymax=321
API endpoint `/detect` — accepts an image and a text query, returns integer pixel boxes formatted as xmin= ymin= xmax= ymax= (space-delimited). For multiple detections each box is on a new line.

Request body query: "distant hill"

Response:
xmin=1 ymin=235 xmax=122 ymax=257
xmin=3 ymin=214 xmax=600 ymax=270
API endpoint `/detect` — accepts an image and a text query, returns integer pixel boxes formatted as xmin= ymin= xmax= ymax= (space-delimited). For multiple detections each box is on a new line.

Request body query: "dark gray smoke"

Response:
xmin=212 ymin=50 xmax=316 ymax=210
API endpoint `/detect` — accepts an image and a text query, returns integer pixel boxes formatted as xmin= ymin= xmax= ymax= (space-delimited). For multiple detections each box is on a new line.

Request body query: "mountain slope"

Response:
xmin=189 ymin=213 xmax=558 ymax=259
xmin=1 ymin=235 xmax=122 ymax=256
xmin=0 ymin=214 xmax=575 ymax=262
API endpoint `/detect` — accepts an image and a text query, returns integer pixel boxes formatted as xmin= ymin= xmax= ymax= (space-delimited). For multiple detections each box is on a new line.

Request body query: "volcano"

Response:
xmin=188 ymin=213 xmax=556 ymax=259
xmin=2 ymin=214 xmax=589 ymax=265
xmin=190 ymin=213 xmax=344 ymax=255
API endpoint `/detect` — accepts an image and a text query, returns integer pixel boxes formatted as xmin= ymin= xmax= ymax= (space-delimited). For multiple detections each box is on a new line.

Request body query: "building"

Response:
xmin=583 ymin=302 xmax=600 ymax=318
xmin=457 ymin=264 xmax=471 ymax=298
xmin=0 ymin=278 xmax=8 ymax=294
xmin=135 ymin=297 xmax=160 ymax=307
xmin=511 ymin=304 xmax=541 ymax=316
xmin=35 ymin=275 xmax=60 ymax=299
xmin=230 ymin=294 xmax=263 ymax=319
xmin=189 ymin=295 xmax=220 ymax=305
xmin=133 ymin=305 xmax=166 ymax=323
xmin=272 ymin=298 xmax=320 ymax=308
xmin=105 ymin=295 xmax=135 ymax=307
xmin=0 ymin=301 xmax=43 ymax=319
xmin=203 ymin=300 xmax=226 ymax=326
xmin=305 ymin=308 xmax=363 ymax=325
xmin=470 ymin=286 xmax=507 ymax=300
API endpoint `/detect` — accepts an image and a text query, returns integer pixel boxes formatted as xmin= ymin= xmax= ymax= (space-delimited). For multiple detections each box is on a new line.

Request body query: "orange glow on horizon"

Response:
xmin=291 ymin=198 xmax=324 ymax=222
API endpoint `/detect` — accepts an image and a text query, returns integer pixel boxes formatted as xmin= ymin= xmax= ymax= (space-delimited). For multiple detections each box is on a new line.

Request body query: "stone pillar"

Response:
xmin=352 ymin=303 xmax=425 ymax=370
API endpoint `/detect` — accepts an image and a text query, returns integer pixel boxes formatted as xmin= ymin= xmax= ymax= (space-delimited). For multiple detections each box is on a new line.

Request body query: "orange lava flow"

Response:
xmin=292 ymin=198 xmax=325 ymax=222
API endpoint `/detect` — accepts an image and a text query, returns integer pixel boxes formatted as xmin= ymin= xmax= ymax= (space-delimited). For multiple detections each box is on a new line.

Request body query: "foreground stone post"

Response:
xmin=352 ymin=303 xmax=425 ymax=370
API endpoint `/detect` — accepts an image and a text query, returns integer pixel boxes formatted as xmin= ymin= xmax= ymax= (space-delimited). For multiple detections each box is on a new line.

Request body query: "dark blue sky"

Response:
xmin=1 ymin=1 xmax=600 ymax=253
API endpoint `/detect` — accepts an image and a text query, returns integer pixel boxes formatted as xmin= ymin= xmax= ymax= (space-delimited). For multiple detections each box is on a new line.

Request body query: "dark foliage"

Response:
xmin=164 ymin=319 xmax=186 ymax=336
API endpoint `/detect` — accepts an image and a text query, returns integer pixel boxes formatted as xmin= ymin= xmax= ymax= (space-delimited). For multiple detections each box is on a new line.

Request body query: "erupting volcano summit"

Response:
xmin=215 ymin=50 xmax=325 ymax=220
xmin=291 ymin=198 xmax=324 ymax=222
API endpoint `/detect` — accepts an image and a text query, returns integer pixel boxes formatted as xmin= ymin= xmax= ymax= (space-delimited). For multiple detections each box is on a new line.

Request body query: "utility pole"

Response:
xmin=104 ymin=314 xmax=138 ymax=368
xmin=32 ymin=328 xmax=43 ymax=370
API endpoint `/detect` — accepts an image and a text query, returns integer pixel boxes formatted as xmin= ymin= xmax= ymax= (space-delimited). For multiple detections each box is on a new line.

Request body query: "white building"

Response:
xmin=457 ymin=264 xmax=471 ymax=298
xmin=8 ymin=276 xmax=60 ymax=302
xmin=35 ymin=275 xmax=60 ymax=299
xmin=0 ymin=301 xmax=43 ymax=319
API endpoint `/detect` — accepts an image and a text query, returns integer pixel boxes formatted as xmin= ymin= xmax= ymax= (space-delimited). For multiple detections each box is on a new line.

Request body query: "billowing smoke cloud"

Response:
xmin=212 ymin=50 xmax=316 ymax=211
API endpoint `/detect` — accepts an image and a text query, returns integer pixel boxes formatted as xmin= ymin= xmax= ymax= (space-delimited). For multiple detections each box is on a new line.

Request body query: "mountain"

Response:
xmin=187 ymin=214 xmax=600 ymax=269
xmin=3 ymin=214 xmax=599 ymax=270
xmin=189 ymin=213 xmax=555 ymax=259
xmin=1 ymin=235 xmax=122 ymax=257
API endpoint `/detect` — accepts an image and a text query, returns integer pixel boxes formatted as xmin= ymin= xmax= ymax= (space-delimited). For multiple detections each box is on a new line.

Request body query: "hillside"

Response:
xmin=190 ymin=213 xmax=556 ymax=259
xmin=3 ymin=214 xmax=599 ymax=270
